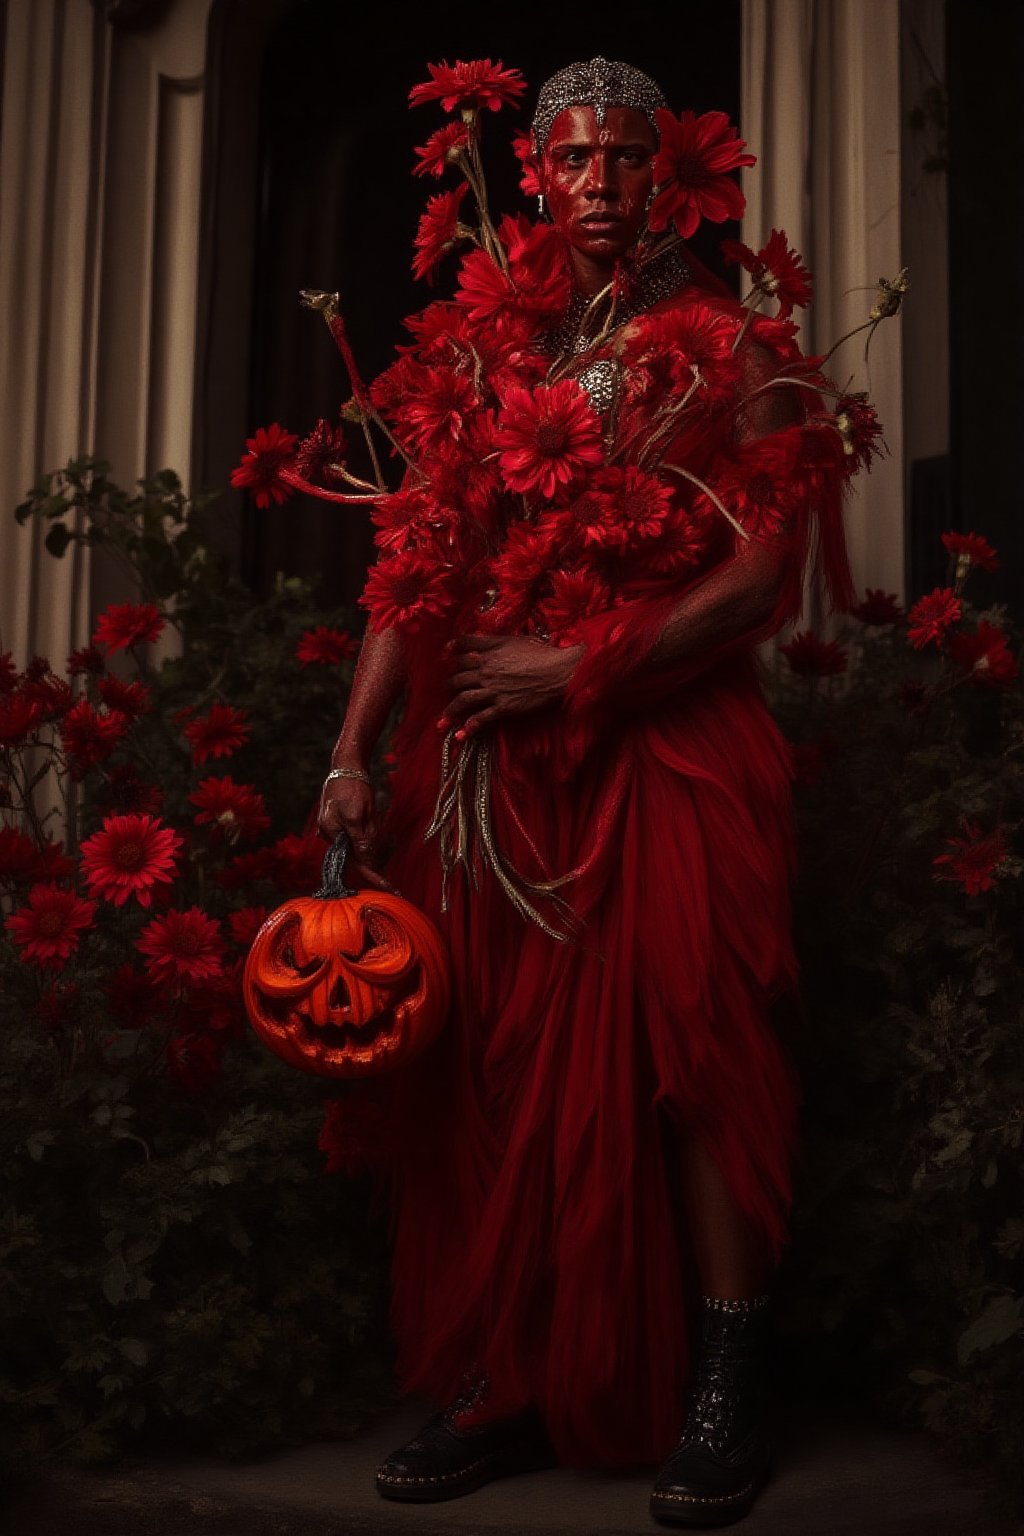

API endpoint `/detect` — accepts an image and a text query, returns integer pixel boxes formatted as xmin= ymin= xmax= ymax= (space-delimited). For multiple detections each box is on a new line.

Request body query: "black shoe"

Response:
xmin=650 ymin=1295 xmax=772 ymax=1528
xmin=375 ymin=1370 xmax=556 ymax=1503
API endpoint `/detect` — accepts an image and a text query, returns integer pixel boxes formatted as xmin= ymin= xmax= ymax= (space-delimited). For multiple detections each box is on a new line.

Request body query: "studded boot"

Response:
xmin=375 ymin=1366 xmax=556 ymax=1503
xmin=649 ymin=1295 xmax=772 ymax=1528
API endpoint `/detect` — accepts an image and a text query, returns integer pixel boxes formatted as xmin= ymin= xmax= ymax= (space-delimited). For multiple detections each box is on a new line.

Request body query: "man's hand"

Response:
xmin=440 ymin=634 xmax=585 ymax=737
xmin=317 ymin=774 xmax=395 ymax=891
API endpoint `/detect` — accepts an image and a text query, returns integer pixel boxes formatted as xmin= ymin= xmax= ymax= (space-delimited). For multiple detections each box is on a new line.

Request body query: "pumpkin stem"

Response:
xmin=314 ymin=833 xmax=358 ymax=900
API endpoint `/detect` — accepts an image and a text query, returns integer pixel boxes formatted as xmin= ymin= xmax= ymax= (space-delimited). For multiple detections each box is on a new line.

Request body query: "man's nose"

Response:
xmin=585 ymin=152 xmax=617 ymax=199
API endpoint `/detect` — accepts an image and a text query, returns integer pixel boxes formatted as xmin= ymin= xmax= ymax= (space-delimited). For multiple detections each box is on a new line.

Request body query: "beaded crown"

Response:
xmin=531 ymin=56 xmax=667 ymax=151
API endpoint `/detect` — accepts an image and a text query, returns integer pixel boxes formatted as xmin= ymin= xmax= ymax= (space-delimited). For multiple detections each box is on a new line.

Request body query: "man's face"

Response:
xmin=540 ymin=105 xmax=658 ymax=264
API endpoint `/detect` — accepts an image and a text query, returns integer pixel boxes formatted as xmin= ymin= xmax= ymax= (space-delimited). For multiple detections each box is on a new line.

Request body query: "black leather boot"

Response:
xmin=375 ymin=1368 xmax=556 ymax=1503
xmin=650 ymin=1295 xmax=772 ymax=1528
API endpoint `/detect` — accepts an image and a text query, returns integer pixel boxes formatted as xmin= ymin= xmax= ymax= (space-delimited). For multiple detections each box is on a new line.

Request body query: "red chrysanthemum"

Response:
xmin=21 ymin=671 xmax=73 ymax=722
xmin=408 ymin=58 xmax=526 ymax=114
xmin=230 ymin=422 xmax=298 ymax=508
xmin=705 ymin=434 xmax=804 ymax=540
xmin=165 ymin=1029 xmax=224 ymax=1094
xmin=371 ymin=488 xmax=458 ymax=559
xmin=941 ymin=530 xmax=999 ymax=573
xmin=584 ymin=465 xmax=675 ymax=550
xmin=455 ymin=217 xmax=572 ymax=332
xmin=512 ymin=129 xmax=542 ymax=197
xmin=413 ymin=184 xmax=469 ymax=283
xmin=360 ymin=550 xmax=455 ymax=634
xmin=536 ymin=567 xmax=612 ymax=641
xmin=413 ymin=120 xmax=470 ymax=177
xmin=183 ymin=703 xmax=252 ymax=763
xmin=780 ymin=629 xmax=849 ymax=677
xmin=834 ymin=394 xmax=884 ymax=474
xmin=852 ymin=589 xmax=904 ymax=625
xmin=105 ymin=962 xmax=164 ymax=1027
xmin=67 ymin=645 xmax=105 ymax=677
xmin=189 ymin=776 xmax=270 ymax=843
xmin=648 ymin=109 xmax=756 ymax=240
xmin=907 ymin=587 xmax=962 ymax=649
xmin=5 ymin=882 xmax=97 ymax=969
xmin=721 ymin=228 xmax=812 ymax=318
xmin=0 ymin=693 xmax=44 ymax=747
xmin=393 ymin=362 xmax=479 ymax=455
xmin=621 ymin=302 xmax=741 ymax=403
xmin=295 ymin=627 xmax=359 ymax=666
xmin=932 ymin=822 xmax=1008 ymax=896
xmin=294 ymin=418 xmax=347 ymax=484
xmin=97 ymin=676 xmax=151 ymax=716
xmin=59 ymin=700 xmax=129 ymax=778
xmin=80 ymin=812 xmax=183 ymax=909
xmin=227 ymin=905 xmax=268 ymax=948
xmin=497 ymin=379 xmax=604 ymax=500
xmin=136 ymin=906 xmax=224 ymax=987
xmin=92 ymin=602 xmax=165 ymax=653
xmin=949 ymin=620 xmax=1019 ymax=688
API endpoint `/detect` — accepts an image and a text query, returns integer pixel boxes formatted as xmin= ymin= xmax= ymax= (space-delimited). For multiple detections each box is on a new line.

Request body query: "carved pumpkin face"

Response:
xmin=242 ymin=891 xmax=450 ymax=1078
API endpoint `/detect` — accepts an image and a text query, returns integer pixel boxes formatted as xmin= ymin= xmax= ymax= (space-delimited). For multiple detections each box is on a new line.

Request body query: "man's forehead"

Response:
xmin=544 ymin=104 xmax=657 ymax=148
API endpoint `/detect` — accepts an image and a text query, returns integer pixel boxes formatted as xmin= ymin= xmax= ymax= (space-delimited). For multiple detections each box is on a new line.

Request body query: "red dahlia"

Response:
xmin=189 ymin=776 xmax=270 ymax=843
xmin=80 ymin=812 xmax=183 ymax=908
xmin=648 ymin=109 xmax=756 ymax=241
xmin=413 ymin=121 xmax=470 ymax=177
xmin=497 ymin=379 xmax=604 ymax=500
xmin=183 ymin=703 xmax=252 ymax=762
xmin=456 ymin=217 xmax=572 ymax=332
xmin=137 ymin=906 xmax=224 ymax=987
xmin=295 ymin=627 xmax=359 ymax=666
xmin=907 ymin=587 xmax=961 ymax=649
xmin=394 ymin=363 xmax=479 ymax=455
xmin=941 ymin=530 xmax=999 ymax=573
xmin=360 ymin=550 xmax=454 ymax=633
xmin=413 ymin=184 xmax=469 ymax=283
xmin=230 ymin=422 xmax=298 ymax=508
xmin=408 ymin=58 xmax=526 ymax=114
xmin=780 ymin=630 xmax=848 ymax=677
xmin=93 ymin=602 xmax=165 ymax=653
xmin=949 ymin=620 xmax=1019 ymax=688
xmin=622 ymin=302 xmax=740 ymax=401
xmin=60 ymin=700 xmax=128 ymax=777
xmin=6 ymin=882 xmax=97 ymax=968
xmin=932 ymin=822 xmax=1008 ymax=896
xmin=852 ymin=589 xmax=904 ymax=625
xmin=721 ymin=229 xmax=812 ymax=318
xmin=371 ymin=488 xmax=455 ymax=558
xmin=589 ymin=465 xmax=675 ymax=549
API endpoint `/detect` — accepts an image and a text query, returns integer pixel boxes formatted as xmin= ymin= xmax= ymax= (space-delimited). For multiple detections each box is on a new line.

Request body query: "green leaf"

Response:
xmin=956 ymin=1294 xmax=1024 ymax=1364
xmin=44 ymin=523 xmax=72 ymax=558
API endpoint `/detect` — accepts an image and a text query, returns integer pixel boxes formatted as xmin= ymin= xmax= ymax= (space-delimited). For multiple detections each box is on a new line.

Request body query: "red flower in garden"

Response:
xmin=413 ymin=120 xmax=470 ymax=177
xmin=536 ymin=568 xmax=612 ymax=640
xmin=949 ymin=620 xmax=1019 ymax=688
xmin=183 ymin=703 xmax=252 ymax=762
xmin=412 ymin=184 xmax=469 ymax=283
xmin=941 ymin=530 xmax=999 ymax=573
xmin=0 ymin=692 xmax=44 ymax=747
xmin=189 ymin=776 xmax=270 ymax=842
xmin=105 ymin=962 xmax=164 ymax=1028
xmin=360 ymin=550 xmax=454 ymax=633
xmin=932 ymin=822 xmax=1008 ymax=896
xmin=497 ymin=379 xmax=604 ymax=500
xmin=780 ymin=630 xmax=849 ymax=677
xmin=268 ymin=832 xmax=329 ymax=894
xmin=721 ymin=229 xmax=812 ymax=318
xmin=136 ymin=906 xmax=224 ymax=987
xmin=59 ymin=701 xmax=128 ymax=777
xmin=295 ymin=627 xmax=359 ymax=666
xmin=97 ymin=676 xmax=151 ymax=716
xmin=92 ymin=602 xmax=164 ymax=653
xmin=907 ymin=587 xmax=962 ymax=649
xmin=213 ymin=847 xmax=274 ymax=890
xmin=80 ymin=813 xmax=183 ymax=909
xmin=408 ymin=58 xmax=526 ymax=114
xmin=166 ymin=1029 xmax=224 ymax=1094
xmin=512 ymin=129 xmax=541 ymax=196
xmin=852 ymin=589 xmax=904 ymax=625
xmin=834 ymin=393 xmax=884 ymax=474
xmin=648 ymin=109 xmax=756 ymax=240
xmin=99 ymin=761 xmax=163 ymax=815
xmin=67 ymin=645 xmax=105 ymax=677
xmin=230 ymin=422 xmax=298 ymax=508
xmin=0 ymin=828 xmax=72 ymax=885
xmin=5 ymin=882 xmax=97 ymax=969
xmin=293 ymin=418 xmax=348 ymax=484
xmin=227 ymin=905 xmax=268 ymax=948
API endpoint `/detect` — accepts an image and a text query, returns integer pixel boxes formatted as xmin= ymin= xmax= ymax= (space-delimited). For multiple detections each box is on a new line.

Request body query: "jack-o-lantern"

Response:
xmin=243 ymin=833 xmax=450 ymax=1077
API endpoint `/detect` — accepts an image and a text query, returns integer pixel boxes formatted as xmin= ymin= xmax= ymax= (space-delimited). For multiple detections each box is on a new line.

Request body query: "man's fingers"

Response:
xmin=460 ymin=704 xmax=503 ymax=737
xmin=345 ymin=857 xmax=397 ymax=893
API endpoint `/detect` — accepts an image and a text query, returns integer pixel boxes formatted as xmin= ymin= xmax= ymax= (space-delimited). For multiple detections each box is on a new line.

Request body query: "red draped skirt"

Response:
xmin=378 ymin=652 xmax=801 ymax=1468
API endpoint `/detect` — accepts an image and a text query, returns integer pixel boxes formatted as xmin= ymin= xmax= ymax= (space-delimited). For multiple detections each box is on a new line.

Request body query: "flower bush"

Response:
xmin=1 ymin=461 xmax=395 ymax=1471
xmin=770 ymin=533 xmax=1024 ymax=1513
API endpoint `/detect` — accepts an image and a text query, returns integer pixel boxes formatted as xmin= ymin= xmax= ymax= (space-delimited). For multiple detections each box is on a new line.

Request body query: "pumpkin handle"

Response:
xmin=314 ymin=832 xmax=359 ymax=900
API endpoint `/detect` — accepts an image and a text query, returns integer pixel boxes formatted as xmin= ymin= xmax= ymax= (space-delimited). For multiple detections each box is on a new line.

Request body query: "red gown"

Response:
xmin=372 ymin=271 xmax=852 ymax=1469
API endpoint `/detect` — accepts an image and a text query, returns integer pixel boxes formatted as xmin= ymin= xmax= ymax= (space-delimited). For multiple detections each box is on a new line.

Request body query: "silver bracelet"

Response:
xmin=323 ymin=766 xmax=371 ymax=786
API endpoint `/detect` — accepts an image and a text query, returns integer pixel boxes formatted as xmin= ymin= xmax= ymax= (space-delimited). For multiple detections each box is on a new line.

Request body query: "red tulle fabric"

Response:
xmin=370 ymin=273 xmax=850 ymax=1468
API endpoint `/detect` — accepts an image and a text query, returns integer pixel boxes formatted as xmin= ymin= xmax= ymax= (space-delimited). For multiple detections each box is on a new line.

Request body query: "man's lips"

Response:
xmin=579 ymin=212 xmax=625 ymax=226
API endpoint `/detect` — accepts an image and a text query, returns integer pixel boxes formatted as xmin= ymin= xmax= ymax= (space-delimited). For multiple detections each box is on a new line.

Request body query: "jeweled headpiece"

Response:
xmin=531 ymin=56 xmax=667 ymax=151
